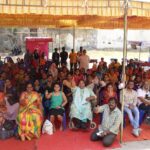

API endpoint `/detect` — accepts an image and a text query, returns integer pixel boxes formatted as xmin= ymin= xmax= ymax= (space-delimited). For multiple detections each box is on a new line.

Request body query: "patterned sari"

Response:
xmin=17 ymin=91 xmax=43 ymax=140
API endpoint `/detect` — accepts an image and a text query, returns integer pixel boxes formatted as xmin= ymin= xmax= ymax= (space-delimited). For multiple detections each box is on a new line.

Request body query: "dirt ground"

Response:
xmin=1 ymin=49 xmax=149 ymax=64
xmin=86 ymin=50 xmax=149 ymax=63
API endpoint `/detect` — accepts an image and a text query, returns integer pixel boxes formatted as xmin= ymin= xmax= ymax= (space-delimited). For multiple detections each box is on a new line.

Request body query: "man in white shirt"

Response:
xmin=137 ymin=81 xmax=150 ymax=124
xmin=120 ymin=80 xmax=140 ymax=136
xmin=78 ymin=50 xmax=90 ymax=72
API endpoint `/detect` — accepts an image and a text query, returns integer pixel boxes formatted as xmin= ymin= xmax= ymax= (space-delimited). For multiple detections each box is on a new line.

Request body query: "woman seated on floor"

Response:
xmin=45 ymin=83 xmax=67 ymax=132
xmin=17 ymin=83 xmax=43 ymax=141
xmin=66 ymin=79 xmax=96 ymax=130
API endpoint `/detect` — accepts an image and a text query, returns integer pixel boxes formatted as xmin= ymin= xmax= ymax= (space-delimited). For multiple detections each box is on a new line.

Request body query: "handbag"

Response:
xmin=3 ymin=120 xmax=16 ymax=130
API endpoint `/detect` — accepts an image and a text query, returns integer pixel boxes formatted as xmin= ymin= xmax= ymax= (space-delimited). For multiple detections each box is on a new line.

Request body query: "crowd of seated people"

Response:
xmin=0 ymin=47 xmax=149 ymax=147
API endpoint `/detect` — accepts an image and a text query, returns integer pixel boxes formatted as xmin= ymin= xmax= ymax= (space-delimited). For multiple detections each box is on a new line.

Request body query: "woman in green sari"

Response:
xmin=17 ymin=83 xmax=43 ymax=141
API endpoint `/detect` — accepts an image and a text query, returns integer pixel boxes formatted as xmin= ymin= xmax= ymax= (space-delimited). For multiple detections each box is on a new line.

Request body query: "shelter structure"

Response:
xmin=0 ymin=0 xmax=150 ymax=144
xmin=0 ymin=0 xmax=150 ymax=29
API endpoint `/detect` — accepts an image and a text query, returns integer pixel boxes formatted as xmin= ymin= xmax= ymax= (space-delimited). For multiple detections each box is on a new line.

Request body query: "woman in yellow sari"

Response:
xmin=17 ymin=83 xmax=43 ymax=141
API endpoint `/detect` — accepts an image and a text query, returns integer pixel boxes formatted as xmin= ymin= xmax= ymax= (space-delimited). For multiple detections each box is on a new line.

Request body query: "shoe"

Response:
xmin=138 ymin=128 xmax=142 ymax=135
xmin=81 ymin=122 xmax=88 ymax=130
xmin=132 ymin=128 xmax=139 ymax=137
xmin=146 ymin=116 xmax=150 ymax=120
xmin=75 ymin=123 xmax=81 ymax=129
xmin=72 ymin=118 xmax=81 ymax=129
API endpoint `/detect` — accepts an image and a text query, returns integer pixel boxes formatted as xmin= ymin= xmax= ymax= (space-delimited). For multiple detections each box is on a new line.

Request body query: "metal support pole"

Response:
xmin=51 ymin=32 xmax=53 ymax=53
xmin=59 ymin=28 xmax=61 ymax=53
xmin=120 ymin=0 xmax=128 ymax=144
xmin=139 ymin=45 xmax=141 ymax=61
xmin=6 ymin=0 xmax=8 ymax=5
xmin=73 ymin=26 xmax=76 ymax=50
xmin=149 ymin=47 xmax=150 ymax=62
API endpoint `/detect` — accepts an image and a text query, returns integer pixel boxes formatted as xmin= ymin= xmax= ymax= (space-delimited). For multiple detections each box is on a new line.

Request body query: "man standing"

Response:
xmin=78 ymin=49 xmax=90 ymax=72
xmin=52 ymin=48 xmax=59 ymax=67
xmin=60 ymin=47 xmax=68 ymax=66
xmin=77 ymin=46 xmax=83 ymax=58
xmin=120 ymin=80 xmax=141 ymax=136
xmin=77 ymin=46 xmax=83 ymax=68
xmin=91 ymin=98 xmax=122 ymax=147
xmin=0 ymin=56 xmax=3 ymax=67
xmin=69 ymin=49 xmax=77 ymax=72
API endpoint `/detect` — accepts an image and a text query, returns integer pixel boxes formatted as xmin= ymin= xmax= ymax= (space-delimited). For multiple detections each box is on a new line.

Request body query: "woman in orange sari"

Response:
xmin=17 ymin=83 xmax=43 ymax=141
xmin=108 ymin=69 xmax=118 ymax=84
xmin=100 ymin=83 xmax=117 ymax=105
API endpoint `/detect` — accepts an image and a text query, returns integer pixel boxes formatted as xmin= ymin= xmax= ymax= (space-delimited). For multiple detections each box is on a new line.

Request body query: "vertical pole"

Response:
xmin=139 ymin=45 xmax=141 ymax=61
xmin=149 ymin=47 xmax=150 ymax=62
xmin=51 ymin=32 xmax=53 ymax=53
xmin=6 ymin=0 xmax=8 ymax=5
xmin=120 ymin=0 xmax=128 ymax=144
xmin=73 ymin=26 xmax=75 ymax=50
xmin=59 ymin=28 xmax=61 ymax=53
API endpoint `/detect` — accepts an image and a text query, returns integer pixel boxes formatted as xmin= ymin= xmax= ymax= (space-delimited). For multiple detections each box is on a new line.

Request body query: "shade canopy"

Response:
xmin=0 ymin=0 xmax=150 ymax=29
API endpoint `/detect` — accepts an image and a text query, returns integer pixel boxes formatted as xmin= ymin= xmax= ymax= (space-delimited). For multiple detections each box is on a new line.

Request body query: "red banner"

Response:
xmin=26 ymin=37 xmax=53 ymax=59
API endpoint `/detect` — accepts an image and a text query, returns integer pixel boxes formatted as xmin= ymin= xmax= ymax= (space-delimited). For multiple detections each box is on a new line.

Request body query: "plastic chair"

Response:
xmin=139 ymin=109 xmax=146 ymax=125
xmin=0 ymin=80 xmax=4 ymax=90
xmin=99 ymin=112 xmax=103 ymax=124
xmin=123 ymin=111 xmax=127 ymax=128
xmin=62 ymin=112 xmax=67 ymax=130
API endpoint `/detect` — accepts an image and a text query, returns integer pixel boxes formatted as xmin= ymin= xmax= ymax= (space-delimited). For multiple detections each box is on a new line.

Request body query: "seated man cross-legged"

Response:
xmin=121 ymin=80 xmax=141 ymax=136
xmin=91 ymin=97 xmax=122 ymax=147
